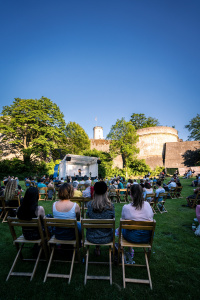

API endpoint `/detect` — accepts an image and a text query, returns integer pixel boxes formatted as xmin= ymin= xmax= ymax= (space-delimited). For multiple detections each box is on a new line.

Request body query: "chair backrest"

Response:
xmin=145 ymin=193 xmax=155 ymax=201
xmin=0 ymin=196 xmax=5 ymax=209
xmin=38 ymin=187 xmax=47 ymax=193
xmin=81 ymin=218 xmax=115 ymax=246
xmin=7 ymin=217 xmax=45 ymax=242
xmin=158 ymin=192 xmax=168 ymax=201
xmin=43 ymin=217 xmax=79 ymax=245
xmin=4 ymin=195 xmax=20 ymax=208
xmin=119 ymin=219 xmax=156 ymax=246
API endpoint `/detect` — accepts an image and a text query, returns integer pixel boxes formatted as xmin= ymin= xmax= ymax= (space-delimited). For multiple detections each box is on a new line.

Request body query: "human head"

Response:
xmin=144 ymin=182 xmax=151 ymax=189
xmin=58 ymin=183 xmax=74 ymax=200
xmin=85 ymin=180 xmax=91 ymax=188
xmin=156 ymin=180 xmax=162 ymax=187
xmin=130 ymin=184 xmax=144 ymax=210
xmin=92 ymin=181 xmax=111 ymax=212
xmin=73 ymin=181 xmax=79 ymax=189
xmin=17 ymin=187 xmax=39 ymax=220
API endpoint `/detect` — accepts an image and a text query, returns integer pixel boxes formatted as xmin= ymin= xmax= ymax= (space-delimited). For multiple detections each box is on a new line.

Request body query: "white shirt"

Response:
xmin=121 ymin=202 xmax=153 ymax=221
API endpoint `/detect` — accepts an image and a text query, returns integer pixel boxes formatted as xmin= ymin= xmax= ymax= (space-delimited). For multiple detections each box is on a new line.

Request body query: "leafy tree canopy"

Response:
xmin=65 ymin=121 xmax=91 ymax=155
xmin=0 ymin=97 xmax=66 ymax=162
xmin=106 ymin=118 xmax=139 ymax=168
xmin=130 ymin=113 xmax=159 ymax=130
xmin=185 ymin=114 xmax=200 ymax=141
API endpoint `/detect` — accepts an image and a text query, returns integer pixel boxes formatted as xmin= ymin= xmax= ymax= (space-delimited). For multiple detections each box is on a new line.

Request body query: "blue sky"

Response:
xmin=0 ymin=0 xmax=199 ymax=140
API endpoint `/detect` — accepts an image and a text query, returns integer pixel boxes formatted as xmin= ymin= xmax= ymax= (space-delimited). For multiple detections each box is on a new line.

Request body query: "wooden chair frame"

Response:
xmin=6 ymin=217 xmax=48 ymax=281
xmin=174 ymin=186 xmax=183 ymax=198
xmin=118 ymin=189 xmax=127 ymax=203
xmin=187 ymin=191 xmax=200 ymax=208
xmin=71 ymin=197 xmax=91 ymax=218
xmin=156 ymin=192 xmax=168 ymax=213
xmin=43 ymin=217 xmax=80 ymax=283
xmin=81 ymin=219 xmax=115 ymax=285
xmin=145 ymin=193 xmax=156 ymax=214
xmin=168 ymin=187 xmax=177 ymax=199
xmin=38 ymin=187 xmax=47 ymax=201
xmin=118 ymin=219 xmax=156 ymax=289
xmin=0 ymin=195 xmax=20 ymax=223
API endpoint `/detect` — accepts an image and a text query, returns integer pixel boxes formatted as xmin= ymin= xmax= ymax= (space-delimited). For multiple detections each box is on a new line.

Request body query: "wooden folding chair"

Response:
xmin=174 ymin=186 xmax=183 ymax=198
xmin=38 ymin=187 xmax=47 ymax=201
xmin=118 ymin=219 xmax=156 ymax=289
xmin=156 ymin=192 xmax=168 ymax=213
xmin=47 ymin=186 xmax=55 ymax=201
xmin=1 ymin=195 xmax=20 ymax=223
xmin=187 ymin=191 xmax=200 ymax=208
xmin=145 ymin=193 xmax=155 ymax=204
xmin=81 ymin=219 xmax=115 ymax=285
xmin=71 ymin=197 xmax=91 ymax=218
xmin=0 ymin=196 xmax=5 ymax=219
xmin=145 ymin=193 xmax=156 ymax=214
xmin=118 ymin=189 xmax=127 ymax=203
xmin=6 ymin=217 xmax=48 ymax=281
xmin=43 ymin=218 xmax=80 ymax=283
xmin=108 ymin=188 xmax=118 ymax=203
xmin=168 ymin=187 xmax=176 ymax=199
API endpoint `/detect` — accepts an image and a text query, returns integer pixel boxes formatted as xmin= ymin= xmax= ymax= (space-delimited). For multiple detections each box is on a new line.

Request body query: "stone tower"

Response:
xmin=93 ymin=126 xmax=103 ymax=139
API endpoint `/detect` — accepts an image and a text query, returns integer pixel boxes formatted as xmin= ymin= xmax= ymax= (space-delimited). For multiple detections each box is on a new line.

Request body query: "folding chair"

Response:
xmin=0 ymin=196 xmax=5 ymax=219
xmin=43 ymin=218 xmax=80 ymax=283
xmin=108 ymin=188 xmax=118 ymax=203
xmin=6 ymin=217 xmax=48 ymax=281
xmin=118 ymin=189 xmax=127 ymax=203
xmin=1 ymin=195 xmax=20 ymax=223
xmin=145 ymin=193 xmax=155 ymax=204
xmin=174 ymin=186 xmax=183 ymax=198
xmin=47 ymin=186 xmax=55 ymax=201
xmin=81 ymin=219 xmax=115 ymax=285
xmin=187 ymin=191 xmax=200 ymax=208
xmin=71 ymin=197 xmax=91 ymax=218
xmin=118 ymin=219 xmax=156 ymax=289
xmin=156 ymin=192 xmax=168 ymax=213
xmin=168 ymin=187 xmax=176 ymax=199
xmin=38 ymin=187 xmax=47 ymax=201
xmin=145 ymin=193 xmax=156 ymax=214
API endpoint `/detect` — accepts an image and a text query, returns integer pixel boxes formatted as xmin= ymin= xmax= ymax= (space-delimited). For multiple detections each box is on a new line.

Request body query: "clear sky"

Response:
xmin=0 ymin=0 xmax=199 ymax=141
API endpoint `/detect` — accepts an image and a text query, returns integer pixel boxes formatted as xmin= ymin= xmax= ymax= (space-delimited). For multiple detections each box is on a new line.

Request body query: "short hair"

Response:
xmin=156 ymin=180 xmax=162 ymax=186
xmin=144 ymin=182 xmax=151 ymax=189
xmin=58 ymin=183 xmax=74 ymax=200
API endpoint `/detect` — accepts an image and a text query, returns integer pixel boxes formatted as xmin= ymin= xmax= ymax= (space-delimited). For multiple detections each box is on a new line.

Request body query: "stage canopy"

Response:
xmin=59 ymin=154 xmax=99 ymax=179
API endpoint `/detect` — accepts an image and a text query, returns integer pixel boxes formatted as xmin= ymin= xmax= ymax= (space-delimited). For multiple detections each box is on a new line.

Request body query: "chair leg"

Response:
xmin=84 ymin=246 xmax=89 ymax=285
xmin=121 ymin=248 xmax=126 ymax=288
xmin=68 ymin=248 xmax=76 ymax=284
xmin=109 ymin=246 xmax=112 ymax=285
xmin=2 ymin=210 xmax=9 ymax=223
xmin=144 ymin=249 xmax=152 ymax=290
xmin=43 ymin=246 xmax=55 ymax=282
xmin=6 ymin=244 xmax=23 ymax=281
xmin=30 ymin=246 xmax=42 ymax=281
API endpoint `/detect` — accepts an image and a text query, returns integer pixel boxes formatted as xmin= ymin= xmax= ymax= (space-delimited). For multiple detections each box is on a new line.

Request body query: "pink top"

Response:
xmin=121 ymin=202 xmax=153 ymax=221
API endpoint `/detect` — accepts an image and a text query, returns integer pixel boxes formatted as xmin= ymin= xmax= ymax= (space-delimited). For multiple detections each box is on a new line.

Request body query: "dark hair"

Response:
xmin=17 ymin=187 xmax=39 ymax=220
xmin=130 ymin=184 xmax=144 ymax=210
xmin=156 ymin=180 xmax=162 ymax=186
xmin=58 ymin=183 xmax=74 ymax=200
xmin=144 ymin=182 xmax=151 ymax=189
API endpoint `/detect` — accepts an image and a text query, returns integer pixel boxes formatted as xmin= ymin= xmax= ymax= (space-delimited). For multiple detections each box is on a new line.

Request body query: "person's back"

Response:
xmin=86 ymin=182 xmax=115 ymax=244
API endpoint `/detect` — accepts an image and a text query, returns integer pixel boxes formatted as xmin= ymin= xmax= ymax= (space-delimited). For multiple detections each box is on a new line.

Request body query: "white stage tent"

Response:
xmin=59 ymin=154 xmax=99 ymax=179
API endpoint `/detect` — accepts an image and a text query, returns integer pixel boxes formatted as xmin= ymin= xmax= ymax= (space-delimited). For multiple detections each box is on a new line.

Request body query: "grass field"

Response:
xmin=0 ymin=178 xmax=199 ymax=300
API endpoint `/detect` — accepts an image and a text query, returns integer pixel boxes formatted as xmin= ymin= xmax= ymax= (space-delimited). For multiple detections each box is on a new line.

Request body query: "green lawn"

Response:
xmin=0 ymin=178 xmax=199 ymax=300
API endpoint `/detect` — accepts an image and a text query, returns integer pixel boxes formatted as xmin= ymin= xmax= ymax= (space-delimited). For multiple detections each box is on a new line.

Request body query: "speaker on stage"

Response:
xmin=66 ymin=157 xmax=71 ymax=161
xmin=97 ymin=159 xmax=101 ymax=164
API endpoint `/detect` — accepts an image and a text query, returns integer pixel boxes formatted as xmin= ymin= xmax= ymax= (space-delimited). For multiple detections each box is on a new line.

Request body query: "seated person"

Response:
xmin=155 ymin=180 xmax=166 ymax=210
xmin=17 ymin=187 xmax=45 ymax=240
xmin=79 ymin=177 xmax=85 ymax=185
xmin=4 ymin=179 xmax=22 ymax=207
xmin=186 ymin=187 xmax=200 ymax=207
xmin=117 ymin=179 xmax=124 ymax=189
xmin=73 ymin=182 xmax=82 ymax=197
xmin=82 ymin=180 xmax=91 ymax=198
xmin=121 ymin=184 xmax=153 ymax=261
xmin=86 ymin=181 xmax=115 ymax=254
xmin=143 ymin=182 xmax=153 ymax=202
xmin=163 ymin=178 xmax=176 ymax=191
xmin=53 ymin=183 xmax=81 ymax=241
xmin=47 ymin=181 xmax=55 ymax=200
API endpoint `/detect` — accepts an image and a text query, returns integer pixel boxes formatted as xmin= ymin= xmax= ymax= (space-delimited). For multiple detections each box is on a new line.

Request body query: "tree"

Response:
xmin=0 ymin=97 xmax=66 ymax=163
xmin=106 ymin=118 xmax=139 ymax=172
xmin=185 ymin=114 xmax=200 ymax=141
xmin=65 ymin=122 xmax=91 ymax=155
xmin=130 ymin=113 xmax=159 ymax=130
